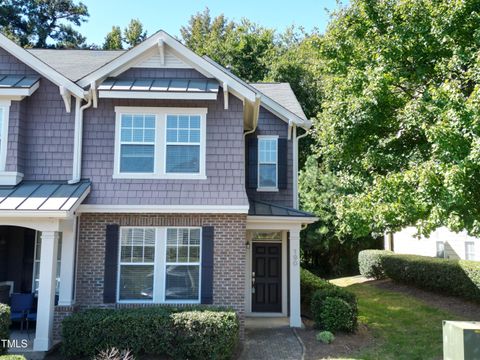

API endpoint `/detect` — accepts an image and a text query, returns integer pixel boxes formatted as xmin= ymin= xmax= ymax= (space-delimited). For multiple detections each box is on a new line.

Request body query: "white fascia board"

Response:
xmin=247 ymin=215 xmax=318 ymax=225
xmin=77 ymin=204 xmax=250 ymax=214
xmin=0 ymin=81 xmax=40 ymax=98
xmin=0 ymin=34 xmax=85 ymax=99
xmin=0 ymin=210 xmax=70 ymax=218
xmin=99 ymin=91 xmax=218 ymax=100
xmin=77 ymin=31 xmax=257 ymax=102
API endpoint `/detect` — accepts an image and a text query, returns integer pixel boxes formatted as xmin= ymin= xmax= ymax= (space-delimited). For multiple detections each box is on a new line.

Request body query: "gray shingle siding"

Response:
xmin=118 ymin=67 xmax=207 ymax=80
xmin=0 ymin=48 xmax=38 ymax=75
xmin=246 ymin=107 xmax=294 ymax=208
xmin=81 ymin=88 xmax=248 ymax=206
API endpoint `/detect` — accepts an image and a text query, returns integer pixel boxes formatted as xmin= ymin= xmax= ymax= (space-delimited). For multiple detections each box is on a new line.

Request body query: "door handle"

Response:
xmin=252 ymin=272 xmax=255 ymax=285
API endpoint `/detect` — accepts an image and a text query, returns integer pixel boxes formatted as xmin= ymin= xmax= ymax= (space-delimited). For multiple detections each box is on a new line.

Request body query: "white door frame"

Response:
xmin=245 ymin=230 xmax=288 ymax=317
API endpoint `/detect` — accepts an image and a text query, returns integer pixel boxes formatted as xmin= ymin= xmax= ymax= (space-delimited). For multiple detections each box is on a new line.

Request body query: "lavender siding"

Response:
xmin=82 ymin=90 xmax=248 ymax=206
xmin=246 ymin=107 xmax=294 ymax=207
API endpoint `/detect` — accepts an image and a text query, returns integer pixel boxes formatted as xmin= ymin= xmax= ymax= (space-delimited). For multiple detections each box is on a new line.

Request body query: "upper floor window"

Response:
xmin=465 ymin=241 xmax=475 ymax=260
xmin=258 ymin=136 xmax=278 ymax=190
xmin=114 ymin=107 xmax=207 ymax=179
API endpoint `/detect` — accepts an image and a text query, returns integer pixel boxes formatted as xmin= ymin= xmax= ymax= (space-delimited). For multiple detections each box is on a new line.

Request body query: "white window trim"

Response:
xmin=257 ymin=135 xmax=279 ymax=192
xmin=0 ymin=100 xmax=11 ymax=172
xmin=113 ymin=107 xmax=207 ymax=180
xmin=465 ymin=241 xmax=475 ymax=261
xmin=116 ymin=226 xmax=202 ymax=304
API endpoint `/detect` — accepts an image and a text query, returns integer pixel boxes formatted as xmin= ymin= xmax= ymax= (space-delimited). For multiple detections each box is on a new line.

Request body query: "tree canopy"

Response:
xmin=103 ymin=19 xmax=147 ymax=50
xmin=0 ymin=0 xmax=89 ymax=48
xmin=305 ymin=0 xmax=480 ymax=239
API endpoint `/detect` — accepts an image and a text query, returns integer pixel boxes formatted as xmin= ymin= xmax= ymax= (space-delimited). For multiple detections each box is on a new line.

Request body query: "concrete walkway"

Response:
xmin=240 ymin=318 xmax=304 ymax=360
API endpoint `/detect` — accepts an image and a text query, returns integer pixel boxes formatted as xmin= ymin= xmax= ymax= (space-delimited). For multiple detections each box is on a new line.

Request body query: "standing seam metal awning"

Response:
xmin=98 ymin=78 xmax=219 ymax=100
xmin=0 ymin=180 xmax=90 ymax=217
xmin=0 ymin=75 xmax=40 ymax=97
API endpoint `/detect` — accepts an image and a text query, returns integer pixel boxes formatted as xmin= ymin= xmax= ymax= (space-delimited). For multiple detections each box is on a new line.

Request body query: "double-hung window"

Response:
xmin=465 ymin=241 xmax=475 ymax=260
xmin=114 ymin=107 xmax=207 ymax=179
xmin=32 ymin=232 xmax=62 ymax=295
xmin=117 ymin=227 xmax=202 ymax=303
xmin=119 ymin=228 xmax=156 ymax=301
xmin=258 ymin=136 xmax=278 ymax=190
xmin=119 ymin=114 xmax=156 ymax=173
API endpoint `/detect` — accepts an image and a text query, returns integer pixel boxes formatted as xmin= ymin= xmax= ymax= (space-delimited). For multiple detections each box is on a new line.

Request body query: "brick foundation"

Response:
xmin=75 ymin=213 xmax=247 ymax=337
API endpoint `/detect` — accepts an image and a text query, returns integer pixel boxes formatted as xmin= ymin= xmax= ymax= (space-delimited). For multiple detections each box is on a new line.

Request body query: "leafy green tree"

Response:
xmin=180 ymin=8 xmax=276 ymax=82
xmin=124 ymin=18 xmax=146 ymax=48
xmin=310 ymin=0 xmax=480 ymax=238
xmin=0 ymin=0 xmax=89 ymax=48
xmin=103 ymin=26 xmax=123 ymax=50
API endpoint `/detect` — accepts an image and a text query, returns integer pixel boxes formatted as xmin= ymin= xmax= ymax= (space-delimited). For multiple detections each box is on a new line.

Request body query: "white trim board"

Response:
xmin=77 ymin=204 xmax=250 ymax=214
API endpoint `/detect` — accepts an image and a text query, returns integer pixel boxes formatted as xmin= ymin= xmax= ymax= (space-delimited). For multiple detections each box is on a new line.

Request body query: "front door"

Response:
xmin=252 ymin=242 xmax=282 ymax=312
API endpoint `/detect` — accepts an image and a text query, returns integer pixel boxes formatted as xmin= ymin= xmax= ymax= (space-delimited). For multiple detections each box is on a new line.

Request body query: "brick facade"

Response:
xmin=53 ymin=305 xmax=77 ymax=341
xmin=75 ymin=213 xmax=247 ymax=335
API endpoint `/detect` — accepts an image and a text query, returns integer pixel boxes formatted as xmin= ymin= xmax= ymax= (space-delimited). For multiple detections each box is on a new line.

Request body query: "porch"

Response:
xmin=0 ymin=180 xmax=90 ymax=352
xmin=246 ymin=199 xmax=317 ymax=327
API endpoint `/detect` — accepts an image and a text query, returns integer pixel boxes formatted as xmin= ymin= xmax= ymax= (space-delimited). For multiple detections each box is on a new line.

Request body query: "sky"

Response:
xmin=78 ymin=0 xmax=344 ymax=45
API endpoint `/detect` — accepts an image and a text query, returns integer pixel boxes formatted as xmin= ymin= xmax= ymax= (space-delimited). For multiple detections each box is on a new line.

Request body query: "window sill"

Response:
xmin=113 ymin=173 xmax=207 ymax=180
xmin=256 ymin=187 xmax=279 ymax=192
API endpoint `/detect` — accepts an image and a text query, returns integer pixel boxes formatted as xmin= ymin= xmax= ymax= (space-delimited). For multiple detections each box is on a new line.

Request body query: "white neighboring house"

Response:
xmin=385 ymin=227 xmax=479 ymax=261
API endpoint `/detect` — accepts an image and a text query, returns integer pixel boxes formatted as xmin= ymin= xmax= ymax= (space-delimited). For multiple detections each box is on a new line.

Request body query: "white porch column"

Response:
xmin=289 ymin=225 xmax=302 ymax=327
xmin=34 ymin=231 xmax=59 ymax=351
xmin=58 ymin=219 xmax=76 ymax=306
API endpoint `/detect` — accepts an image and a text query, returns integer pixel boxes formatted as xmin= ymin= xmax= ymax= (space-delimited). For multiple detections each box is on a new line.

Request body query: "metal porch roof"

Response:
xmin=248 ymin=199 xmax=316 ymax=218
xmin=0 ymin=75 xmax=40 ymax=89
xmin=98 ymin=78 xmax=219 ymax=93
xmin=0 ymin=180 xmax=90 ymax=215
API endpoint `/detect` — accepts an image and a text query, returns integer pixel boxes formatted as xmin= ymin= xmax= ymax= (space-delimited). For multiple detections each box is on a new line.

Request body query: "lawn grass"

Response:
xmin=347 ymin=283 xmax=463 ymax=360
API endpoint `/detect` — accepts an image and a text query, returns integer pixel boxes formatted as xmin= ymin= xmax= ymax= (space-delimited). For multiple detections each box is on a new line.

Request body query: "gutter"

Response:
xmin=68 ymin=90 xmax=93 ymax=184
xmin=293 ymin=125 xmax=310 ymax=209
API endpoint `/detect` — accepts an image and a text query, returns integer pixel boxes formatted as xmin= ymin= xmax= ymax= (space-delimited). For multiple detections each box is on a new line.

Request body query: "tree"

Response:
xmin=124 ymin=18 xmax=146 ymax=48
xmin=0 ymin=0 xmax=89 ymax=48
xmin=309 ymin=0 xmax=480 ymax=238
xmin=180 ymin=8 xmax=276 ymax=82
xmin=103 ymin=26 xmax=123 ymax=50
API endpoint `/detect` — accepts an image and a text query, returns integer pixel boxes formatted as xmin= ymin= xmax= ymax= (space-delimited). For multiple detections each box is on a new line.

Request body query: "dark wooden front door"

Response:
xmin=252 ymin=243 xmax=282 ymax=312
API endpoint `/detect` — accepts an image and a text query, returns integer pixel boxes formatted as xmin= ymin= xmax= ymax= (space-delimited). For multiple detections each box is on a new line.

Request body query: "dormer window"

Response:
xmin=114 ymin=107 xmax=207 ymax=180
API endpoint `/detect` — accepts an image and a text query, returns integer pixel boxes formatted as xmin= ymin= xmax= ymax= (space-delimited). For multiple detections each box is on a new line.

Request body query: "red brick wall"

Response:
xmin=75 ymin=213 xmax=247 ymax=333
xmin=53 ymin=305 xmax=77 ymax=341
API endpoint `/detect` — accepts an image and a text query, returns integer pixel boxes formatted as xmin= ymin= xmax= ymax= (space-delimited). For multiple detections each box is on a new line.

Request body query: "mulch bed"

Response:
xmin=297 ymin=318 xmax=374 ymax=360
xmin=371 ymin=279 xmax=480 ymax=320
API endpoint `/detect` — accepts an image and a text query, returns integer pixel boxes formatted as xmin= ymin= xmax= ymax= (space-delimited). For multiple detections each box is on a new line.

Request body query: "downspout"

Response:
xmin=243 ymin=95 xmax=262 ymax=174
xmin=68 ymin=94 xmax=92 ymax=184
xmin=293 ymin=126 xmax=309 ymax=209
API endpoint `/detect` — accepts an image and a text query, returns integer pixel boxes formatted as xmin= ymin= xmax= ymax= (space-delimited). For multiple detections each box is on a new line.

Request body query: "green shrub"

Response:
xmin=170 ymin=311 xmax=239 ymax=360
xmin=382 ymin=254 xmax=480 ymax=301
xmin=61 ymin=306 xmax=238 ymax=360
xmin=311 ymin=286 xmax=357 ymax=333
xmin=0 ymin=304 xmax=10 ymax=355
xmin=316 ymin=330 xmax=335 ymax=344
xmin=0 ymin=356 xmax=27 ymax=360
xmin=300 ymin=268 xmax=332 ymax=316
xmin=358 ymin=250 xmax=392 ymax=279
xmin=319 ymin=297 xmax=356 ymax=332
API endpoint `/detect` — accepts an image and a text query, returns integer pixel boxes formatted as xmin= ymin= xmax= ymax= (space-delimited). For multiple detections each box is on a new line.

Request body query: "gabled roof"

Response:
xmin=0 ymin=32 xmax=85 ymax=98
xmin=250 ymin=82 xmax=307 ymax=121
xmin=28 ymin=49 xmax=124 ymax=82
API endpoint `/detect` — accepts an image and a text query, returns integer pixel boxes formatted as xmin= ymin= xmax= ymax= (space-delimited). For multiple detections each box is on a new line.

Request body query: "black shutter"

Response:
xmin=103 ymin=224 xmax=119 ymax=304
xmin=247 ymin=137 xmax=258 ymax=188
xmin=278 ymin=138 xmax=288 ymax=189
xmin=201 ymin=226 xmax=214 ymax=304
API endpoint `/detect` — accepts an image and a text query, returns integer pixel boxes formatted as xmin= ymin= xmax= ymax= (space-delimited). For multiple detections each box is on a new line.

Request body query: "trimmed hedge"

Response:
xmin=358 ymin=250 xmax=392 ymax=279
xmin=0 ymin=356 xmax=27 ymax=360
xmin=300 ymin=268 xmax=331 ymax=316
xmin=311 ymin=285 xmax=357 ymax=332
xmin=382 ymin=254 xmax=480 ymax=301
xmin=0 ymin=304 xmax=10 ymax=355
xmin=61 ymin=306 xmax=239 ymax=360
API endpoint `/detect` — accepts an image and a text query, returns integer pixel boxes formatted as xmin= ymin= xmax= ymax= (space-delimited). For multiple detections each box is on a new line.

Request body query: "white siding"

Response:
xmin=133 ymin=49 xmax=191 ymax=69
xmin=386 ymin=226 xmax=479 ymax=261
